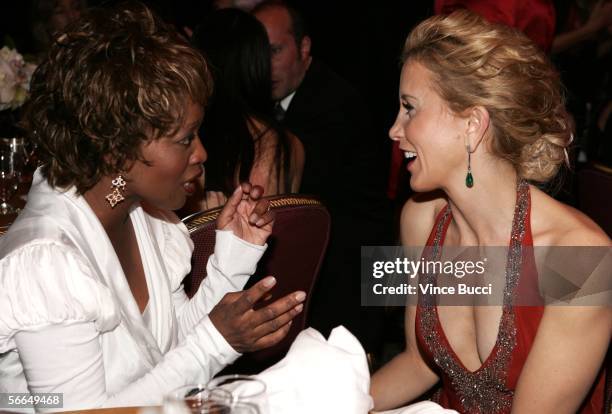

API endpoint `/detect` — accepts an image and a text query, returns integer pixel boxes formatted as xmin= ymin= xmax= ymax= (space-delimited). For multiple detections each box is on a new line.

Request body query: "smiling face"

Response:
xmin=389 ymin=61 xmax=469 ymax=192
xmin=126 ymin=101 xmax=207 ymax=211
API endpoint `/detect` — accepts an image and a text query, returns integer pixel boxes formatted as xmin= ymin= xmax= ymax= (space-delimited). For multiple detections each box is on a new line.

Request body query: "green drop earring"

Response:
xmin=465 ymin=144 xmax=474 ymax=188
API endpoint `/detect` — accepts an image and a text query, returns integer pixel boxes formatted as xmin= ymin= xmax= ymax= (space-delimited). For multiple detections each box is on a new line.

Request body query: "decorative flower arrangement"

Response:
xmin=0 ymin=46 xmax=36 ymax=138
xmin=0 ymin=46 xmax=36 ymax=111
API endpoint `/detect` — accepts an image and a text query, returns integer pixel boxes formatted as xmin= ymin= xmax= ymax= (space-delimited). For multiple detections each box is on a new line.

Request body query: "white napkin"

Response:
xmin=374 ymin=401 xmax=459 ymax=414
xmin=255 ymin=326 xmax=373 ymax=414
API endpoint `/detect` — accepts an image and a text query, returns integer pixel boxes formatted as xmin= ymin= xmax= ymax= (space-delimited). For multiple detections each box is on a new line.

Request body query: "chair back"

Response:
xmin=182 ymin=194 xmax=331 ymax=374
xmin=577 ymin=163 xmax=612 ymax=237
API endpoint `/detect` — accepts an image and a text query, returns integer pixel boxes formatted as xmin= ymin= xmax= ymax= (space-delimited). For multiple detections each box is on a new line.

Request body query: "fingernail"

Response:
xmin=295 ymin=291 xmax=306 ymax=301
xmin=256 ymin=218 xmax=265 ymax=227
xmin=249 ymin=213 xmax=258 ymax=223
xmin=263 ymin=277 xmax=276 ymax=287
xmin=295 ymin=304 xmax=304 ymax=313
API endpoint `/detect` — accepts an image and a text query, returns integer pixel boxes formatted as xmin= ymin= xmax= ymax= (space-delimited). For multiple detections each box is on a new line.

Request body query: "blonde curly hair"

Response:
xmin=402 ymin=10 xmax=571 ymax=183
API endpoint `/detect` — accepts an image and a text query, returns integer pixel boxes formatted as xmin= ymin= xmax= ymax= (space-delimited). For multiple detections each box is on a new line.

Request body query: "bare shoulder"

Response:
xmin=530 ymin=185 xmax=611 ymax=247
xmin=248 ymin=117 xmax=277 ymax=147
xmin=286 ymin=131 xmax=304 ymax=193
xmin=248 ymin=116 xmax=303 ymax=158
xmin=287 ymin=131 xmax=304 ymax=162
xmin=400 ymin=190 xmax=447 ymax=246
xmin=247 ymin=116 xmax=268 ymax=136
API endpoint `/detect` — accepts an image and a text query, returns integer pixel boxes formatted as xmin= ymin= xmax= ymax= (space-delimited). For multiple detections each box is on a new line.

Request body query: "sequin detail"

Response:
xmin=418 ymin=180 xmax=530 ymax=413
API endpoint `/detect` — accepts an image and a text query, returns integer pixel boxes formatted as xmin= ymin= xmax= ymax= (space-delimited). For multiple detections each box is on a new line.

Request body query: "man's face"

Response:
xmin=255 ymin=7 xmax=311 ymax=101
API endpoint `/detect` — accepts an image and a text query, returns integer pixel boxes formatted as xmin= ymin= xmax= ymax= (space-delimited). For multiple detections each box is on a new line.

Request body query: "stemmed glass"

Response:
xmin=207 ymin=375 xmax=269 ymax=414
xmin=163 ymin=384 xmax=233 ymax=414
xmin=0 ymin=140 xmax=26 ymax=216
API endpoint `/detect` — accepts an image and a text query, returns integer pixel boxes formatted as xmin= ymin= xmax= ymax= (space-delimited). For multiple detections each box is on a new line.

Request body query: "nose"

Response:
xmin=192 ymin=136 xmax=207 ymax=164
xmin=270 ymin=62 xmax=279 ymax=81
xmin=388 ymin=112 xmax=403 ymax=142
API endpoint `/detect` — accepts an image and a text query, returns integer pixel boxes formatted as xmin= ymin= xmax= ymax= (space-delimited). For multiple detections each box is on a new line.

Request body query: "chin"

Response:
xmin=149 ymin=196 xmax=186 ymax=212
xmin=409 ymin=176 xmax=438 ymax=193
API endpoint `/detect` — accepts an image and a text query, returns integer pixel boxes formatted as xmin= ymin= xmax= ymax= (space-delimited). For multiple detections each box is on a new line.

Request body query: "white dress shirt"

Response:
xmin=0 ymin=170 xmax=266 ymax=412
xmin=279 ymin=91 xmax=296 ymax=113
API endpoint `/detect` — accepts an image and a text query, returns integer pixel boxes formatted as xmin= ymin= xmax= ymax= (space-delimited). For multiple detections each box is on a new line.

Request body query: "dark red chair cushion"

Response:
xmin=183 ymin=195 xmax=331 ymax=374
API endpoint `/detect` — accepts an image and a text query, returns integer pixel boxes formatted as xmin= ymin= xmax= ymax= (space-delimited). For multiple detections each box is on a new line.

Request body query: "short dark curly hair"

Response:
xmin=22 ymin=1 xmax=212 ymax=194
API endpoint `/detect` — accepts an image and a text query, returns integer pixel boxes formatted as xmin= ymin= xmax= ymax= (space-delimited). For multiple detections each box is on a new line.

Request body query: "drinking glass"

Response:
xmin=0 ymin=148 xmax=24 ymax=215
xmin=164 ymin=384 xmax=233 ymax=414
xmin=0 ymin=138 xmax=28 ymax=165
xmin=207 ymin=375 xmax=269 ymax=414
xmin=229 ymin=402 xmax=260 ymax=413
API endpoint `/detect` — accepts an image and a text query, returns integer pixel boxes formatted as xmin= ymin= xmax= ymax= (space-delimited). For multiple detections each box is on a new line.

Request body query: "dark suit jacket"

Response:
xmin=281 ymin=59 xmax=392 ymax=350
xmin=283 ymin=59 xmax=385 ymax=215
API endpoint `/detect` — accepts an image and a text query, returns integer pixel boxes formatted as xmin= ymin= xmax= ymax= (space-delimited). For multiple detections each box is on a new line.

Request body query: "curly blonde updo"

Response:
xmin=402 ymin=10 xmax=571 ymax=183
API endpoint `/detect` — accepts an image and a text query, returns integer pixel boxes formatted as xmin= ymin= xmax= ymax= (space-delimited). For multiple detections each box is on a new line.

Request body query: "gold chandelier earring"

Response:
xmin=105 ymin=174 xmax=127 ymax=208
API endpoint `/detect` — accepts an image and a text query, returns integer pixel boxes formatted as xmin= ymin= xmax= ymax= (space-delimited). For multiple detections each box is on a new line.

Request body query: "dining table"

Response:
xmin=62 ymin=408 xmax=152 ymax=414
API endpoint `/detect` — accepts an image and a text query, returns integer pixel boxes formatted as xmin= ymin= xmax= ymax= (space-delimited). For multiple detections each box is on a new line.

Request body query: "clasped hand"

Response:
xmin=210 ymin=183 xmax=306 ymax=352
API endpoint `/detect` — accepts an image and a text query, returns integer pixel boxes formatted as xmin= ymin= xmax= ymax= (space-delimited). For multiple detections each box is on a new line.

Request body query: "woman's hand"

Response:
xmin=217 ymin=183 xmax=273 ymax=245
xmin=209 ymin=276 xmax=306 ymax=353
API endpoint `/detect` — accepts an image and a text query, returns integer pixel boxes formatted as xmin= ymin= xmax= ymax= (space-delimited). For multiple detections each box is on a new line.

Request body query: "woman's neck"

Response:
xmin=442 ymin=161 xmax=519 ymax=246
xmin=83 ymin=176 xmax=137 ymax=235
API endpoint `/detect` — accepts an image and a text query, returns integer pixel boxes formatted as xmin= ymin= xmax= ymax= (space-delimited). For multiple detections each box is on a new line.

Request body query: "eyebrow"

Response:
xmin=186 ymin=117 xmax=203 ymax=130
xmin=401 ymin=94 xmax=417 ymax=101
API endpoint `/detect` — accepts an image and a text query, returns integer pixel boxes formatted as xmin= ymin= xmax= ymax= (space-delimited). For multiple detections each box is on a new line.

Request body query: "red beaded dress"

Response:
xmin=415 ymin=180 xmax=605 ymax=413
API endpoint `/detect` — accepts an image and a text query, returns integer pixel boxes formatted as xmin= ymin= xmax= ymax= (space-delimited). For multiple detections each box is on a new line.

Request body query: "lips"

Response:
xmin=403 ymin=150 xmax=417 ymax=171
xmin=183 ymin=169 xmax=202 ymax=195
xmin=183 ymin=181 xmax=196 ymax=194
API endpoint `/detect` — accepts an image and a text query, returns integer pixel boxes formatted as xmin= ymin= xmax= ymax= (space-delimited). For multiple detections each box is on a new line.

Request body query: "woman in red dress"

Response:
xmin=370 ymin=10 xmax=611 ymax=413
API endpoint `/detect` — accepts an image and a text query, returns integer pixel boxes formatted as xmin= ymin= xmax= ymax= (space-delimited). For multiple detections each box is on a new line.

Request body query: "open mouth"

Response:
xmin=404 ymin=151 xmax=417 ymax=160
xmin=183 ymin=181 xmax=196 ymax=195
xmin=404 ymin=151 xmax=417 ymax=170
xmin=183 ymin=170 xmax=202 ymax=195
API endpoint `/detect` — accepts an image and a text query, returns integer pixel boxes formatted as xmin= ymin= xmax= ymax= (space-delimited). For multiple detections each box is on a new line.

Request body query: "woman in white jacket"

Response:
xmin=0 ymin=2 xmax=305 ymax=411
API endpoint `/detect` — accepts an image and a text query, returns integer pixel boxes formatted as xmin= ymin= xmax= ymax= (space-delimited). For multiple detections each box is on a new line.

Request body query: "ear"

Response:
xmin=465 ymin=106 xmax=490 ymax=153
xmin=299 ymin=35 xmax=311 ymax=61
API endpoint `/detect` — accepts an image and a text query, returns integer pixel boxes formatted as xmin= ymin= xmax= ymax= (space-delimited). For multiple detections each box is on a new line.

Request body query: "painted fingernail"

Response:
xmin=295 ymin=304 xmax=304 ymax=313
xmin=263 ymin=277 xmax=276 ymax=287
xmin=295 ymin=291 xmax=306 ymax=301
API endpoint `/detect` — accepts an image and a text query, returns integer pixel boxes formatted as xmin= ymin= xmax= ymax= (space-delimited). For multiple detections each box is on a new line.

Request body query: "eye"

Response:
xmin=402 ymin=102 xmax=415 ymax=117
xmin=177 ymin=132 xmax=196 ymax=146
xmin=271 ymin=45 xmax=282 ymax=55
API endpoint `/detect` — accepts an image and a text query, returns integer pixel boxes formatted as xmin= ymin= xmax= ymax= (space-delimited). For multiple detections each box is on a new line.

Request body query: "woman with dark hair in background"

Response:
xmin=187 ymin=7 xmax=304 ymax=212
